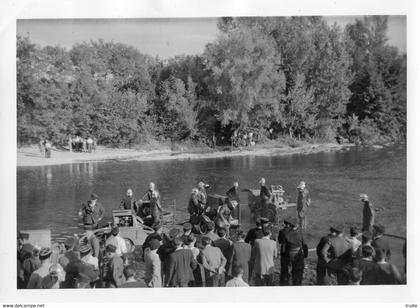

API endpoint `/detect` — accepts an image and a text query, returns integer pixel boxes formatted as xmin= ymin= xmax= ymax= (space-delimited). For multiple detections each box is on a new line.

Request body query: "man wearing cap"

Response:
xmin=144 ymin=239 xmax=162 ymax=287
xmin=231 ymin=230 xmax=252 ymax=283
xmin=119 ymin=188 xmax=138 ymax=213
xmin=296 ymin=181 xmax=311 ymax=231
xmin=315 ymin=227 xmax=337 ymax=285
xmin=253 ymin=225 xmax=277 ymax=286
xmin=78 ymin=193 xmax=105 ymax=230
xmin=360 ymin=194 xmax=375 ymax=233
xmin=320 ymin=225 xmax=352 ymax=285
xmin=245 ymin=217 xmax=267 ymax=247
xmin=371 ymin=224 xmax=391 ymax=261
xmin=278 ymin=218 xmax=292 ymax=285
xmin=282 ymin=217 xmax=308 ymax=285
xmin=105 ymin=226 xmax=127 ymax=257
xmin=102 ymin=244 xmax=125 ymax=288
xmin=27 ymin=248 xmax=64 ymax=289
xmin=166 ymin=237 xmax=197 ymax=287
xmin=199 ymin=236 xmax=227 ymax=287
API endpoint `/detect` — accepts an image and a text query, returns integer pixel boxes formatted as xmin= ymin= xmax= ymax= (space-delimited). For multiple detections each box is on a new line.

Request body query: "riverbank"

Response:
xmin=17 ymin=142 xmax=356 ymax=167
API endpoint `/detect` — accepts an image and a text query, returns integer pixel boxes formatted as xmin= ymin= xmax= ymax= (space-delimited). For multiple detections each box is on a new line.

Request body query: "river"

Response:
xmin=17 ymin=144 xmax=406 ymax=268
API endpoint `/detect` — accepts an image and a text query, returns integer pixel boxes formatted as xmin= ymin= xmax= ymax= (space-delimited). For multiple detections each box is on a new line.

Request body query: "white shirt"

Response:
xmin=226 ymin=277 xmax=249 ymax=287
xmin=82 ymin=254 xmax=99 ymax=270
xmin=106 ymin=235 xmax=127 ymax=256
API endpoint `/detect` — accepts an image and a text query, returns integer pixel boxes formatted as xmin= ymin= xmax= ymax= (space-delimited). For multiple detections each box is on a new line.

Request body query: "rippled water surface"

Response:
xmin=17 ymin=145 xmax=406 ymax=260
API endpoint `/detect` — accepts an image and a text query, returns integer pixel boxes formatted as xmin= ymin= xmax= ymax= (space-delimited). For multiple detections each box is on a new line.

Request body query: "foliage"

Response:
xmin=17 ymin=16 xmax=406 ymax=147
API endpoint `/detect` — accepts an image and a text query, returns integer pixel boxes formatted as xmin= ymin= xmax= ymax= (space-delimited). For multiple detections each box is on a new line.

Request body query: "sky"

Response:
xmin=17 ymin=16 xmax=406 ymax=59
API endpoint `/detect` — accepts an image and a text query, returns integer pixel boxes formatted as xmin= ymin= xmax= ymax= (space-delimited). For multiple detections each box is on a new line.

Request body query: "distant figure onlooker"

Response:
xmin=231 ymin=230 xmax=251 ymax=283
xmin=360 ymin=194 xmax=375 ymax=233
xmin=296 ymin=181 xmax=311 ymax=230
xmin=87 ymin=137 xmax=93 ymax=153
xmin=44 ymin=140 xmax=52 ymax=158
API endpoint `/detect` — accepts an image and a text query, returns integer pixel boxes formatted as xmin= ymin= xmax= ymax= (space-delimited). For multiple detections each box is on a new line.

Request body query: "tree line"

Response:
xmin=17 ymin=16 xmax=406 ymax=147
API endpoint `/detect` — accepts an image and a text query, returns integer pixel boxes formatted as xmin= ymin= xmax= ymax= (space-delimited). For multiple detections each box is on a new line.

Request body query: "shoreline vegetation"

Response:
xmin=18 ymin=140 xmax=364 ymax=167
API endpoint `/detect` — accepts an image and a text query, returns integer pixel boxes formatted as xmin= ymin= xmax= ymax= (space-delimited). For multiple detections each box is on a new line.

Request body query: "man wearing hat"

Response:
xmin=105 ymin=226 xmax=127 ymax=257
xmin=371 ymin=224 xmax=391 ymax=261
xmin=245 ymin=217 xmax=268 ymax=247
xmin=166 ymin=237 xmax=197 ymax=287
xmin=78 ymin=193 xmax=105 ymax=230
xmin=316 ymin=227 xmax=339 ymax=285
xmin=278 ymin=218 xmax=292 ymax=285
xmin=296 ymin=181 xmax=311 ymax=231
xmin=102 ymin=244 xmax=124 ymax=288
xmin=360 ymin=194 xmax=375 ymax=233
xmin=144 ymin=239 xmax=162 ymax=287
xmin=320 ymin=225 xmax=352 ymax=285
xmin=281 ymin=217 xmax=308 ymax=285
xmin=259 ymin=178 xmax=272 ymax=211
xmin=27 ymin=248 xmax=64 ymax=288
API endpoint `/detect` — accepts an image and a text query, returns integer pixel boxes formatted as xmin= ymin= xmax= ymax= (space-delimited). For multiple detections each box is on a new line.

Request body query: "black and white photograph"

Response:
xmin=1 ymin=0 xmax=419 ymax=306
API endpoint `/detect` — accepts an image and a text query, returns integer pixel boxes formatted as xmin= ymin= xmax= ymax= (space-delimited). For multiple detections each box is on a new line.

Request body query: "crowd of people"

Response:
xmin=17 ymin=179 xmax=406 ymax=289
xmin=68 ymin=135 xmax=97 ymax=153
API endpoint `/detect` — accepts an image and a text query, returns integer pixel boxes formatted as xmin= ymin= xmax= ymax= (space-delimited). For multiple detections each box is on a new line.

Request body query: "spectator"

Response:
xmin=105 ymin=226 xmax=127 ymax=257
xmin=102 ymin=244 xmax=124 ymax=288
xmin=213 ymin=228 xmax=234 ymax=278
xmin=376 ymin=249 xmax=403 ymax=284
xmin=226 ymin=264 xmax=249 ymax=287
xmin=231 ymin=230 xmax=251 ymax=283
xmin=166 ymin=237 xmax=197 ymax=287
xmin=372 ymin=224 xmax=391 ymax=261
xmin=353 ymin=245 xmax=380 ymax=285
xmin=144 ymin=239 xmax=162 ymax=288
xmin=252 ymin=225 xmax=277 ymax=286
xmin=121 ymin=265 xmax=147 ymax=288
xmin=198 ymin=236 xmax=227 ymax=287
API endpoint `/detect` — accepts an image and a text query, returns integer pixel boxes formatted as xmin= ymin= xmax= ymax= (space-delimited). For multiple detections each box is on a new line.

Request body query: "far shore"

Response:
xmin=17 ymin=142 xmax=356 ymax=167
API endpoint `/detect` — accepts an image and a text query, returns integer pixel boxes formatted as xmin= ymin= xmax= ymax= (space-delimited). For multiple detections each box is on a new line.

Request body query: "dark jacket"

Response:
xmin=296 ymin=188 xmax=310 ymax=214
xmin=80 ymin=202 xmax=105 ymax=226
xmin=372 ymin=236 xmax=391 ymax=261
xmin=353 ymin=259 xmax=380 ymax=285
xmin=226 ymin=186 xmax=240 ymax=202
xmin=232 ymin=241 xmax=252 ymax=282
xmin=104 ymin=255 xmax=124 ymax=288
xmin=260 ymin=185 xmax=271 ymax=202
xmin=213 ymin=238 xmax=234 ymax=274
xmin=120 ymin=196 xmax=138 ymax=212
xmin=245 ymin=227 xmax=263 ymax=246
xmin=166 ymin=249 xmax=197 ymax=287
xmin=362 ymin=201 xmax=375 ymax=231
xmin=284 ymin=229 xmax=308 ymax=257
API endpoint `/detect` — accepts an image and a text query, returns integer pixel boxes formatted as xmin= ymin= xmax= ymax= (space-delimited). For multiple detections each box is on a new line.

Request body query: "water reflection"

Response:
xmin=17 ymin=146 xmax=406 ymax=248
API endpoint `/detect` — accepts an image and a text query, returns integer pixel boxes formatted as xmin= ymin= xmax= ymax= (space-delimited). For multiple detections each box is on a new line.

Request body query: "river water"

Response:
xmin=17 ymin=145 xmax=406 ymax=267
